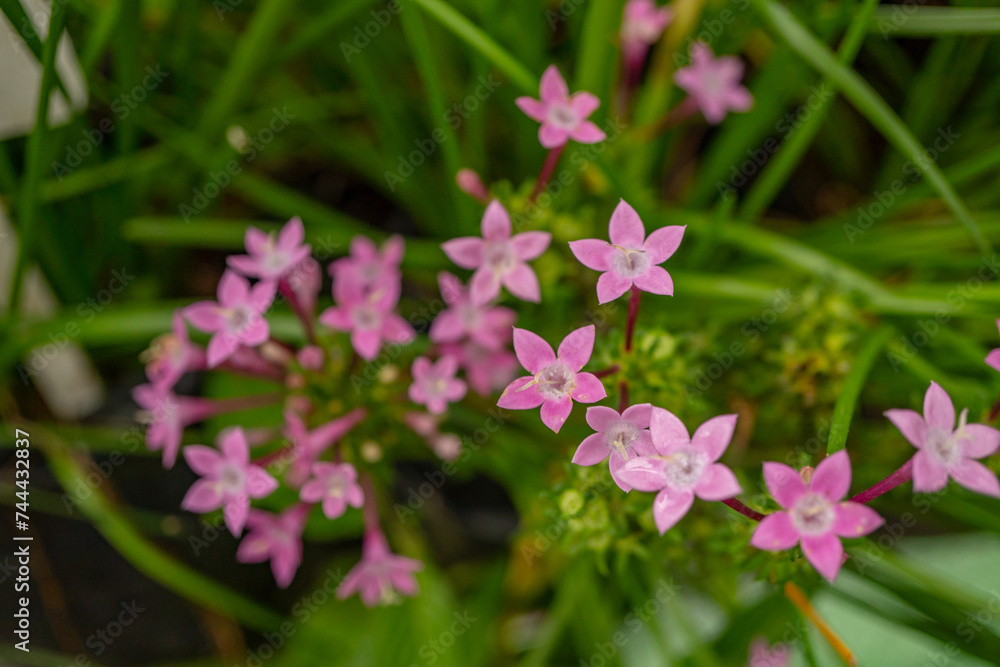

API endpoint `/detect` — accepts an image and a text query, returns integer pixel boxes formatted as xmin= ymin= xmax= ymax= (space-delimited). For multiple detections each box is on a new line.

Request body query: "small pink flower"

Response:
xmin=330 ymin=235 xmax=404 ymax=293
xmin=516 ymin=65 xmax=607 ymax=149
xmin=409 ymin=356 xmax=467 ymax=415
xmin=403 ymin=411 xmax=462 ymax=460
xmin=185 ymin=270 xmax=276 ymax=367
xmin=569 ymin=199 xmax=685 ymax=304
xmin=181 ymin=427 xmax=279 ymax=536
xmin=319 ymin=272 xmax=415 ymax=360
xmin=429 ymin=272 xmax=516 ymax=349
xmin=750 ymin=451 xmax=884 ymax=582
xmin=300 ymin=462 xmax=365 ymax=519
xmin=441 ymin=341 xmax=519 ymax=397
xmin=442 ymin=200 xmax=550 ymax=306
xmin=497 ymin=325 xmax=607 ymax=433
xmin=143 ymin=311 xmax=206 ymax=389
xmin=237 ymin=505 xmax=309 ymax=588
xmin=573 ymin=404 xmax=656 ymax=491
xmin=885 ymin=381 xmax=1000 ymax=497
xmin=674 ymin=42 xmax=753 ymax=124
xmin=621 ymin=0 xmax=673 ymax=71
xmin=456 ymin=168 xmax=489 ymax=202
xmin=617 ymin=408 xmax=743 ymax=533
xmin=284 ymin=256 xmax=323 ymax=319
xmin=283 ymin=408 xmax=367 ymax=487
xmin=133 ymin=383 xmax=218 ymax=468
xmin=227 ymin=218 xmax=312 ymax=281
xmin=746 ymin=638 xmax=790 ymax=667
xmin=296 ymin=345 xmax=324 ymax=370
xmin=986 ymin=319 xmax=1000 ymax=372
xmin=338 ymin=528 xmax=423 ymax=607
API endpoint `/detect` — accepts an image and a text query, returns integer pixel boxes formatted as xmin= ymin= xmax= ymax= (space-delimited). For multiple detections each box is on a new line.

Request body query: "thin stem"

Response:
xmin=528 ymin=143 xmax=567 ymax=203
xmin=784 ymin=582 xmax=857 ymax=666
xmin=592 ymin=364 xmax=621 ymax=379
xmin=633 ymin=96 xmax=699 ymax=141
xmin=208 ymin=392 xmax=284 ymax=416
xmin=617 ymin=380 xmax=629 ymax=413
xmin=625 ymin=285 xmax=641 ymax=353
xmin=990 ymin=393 xmax=1000 ymax=421
xmin=278 ymin=278 xmax=316 ymax=344
xmin=722 ymin=497 xmax=765 ymax=521
xmin=361 ymin=473 xmax=380 ymax=529
xmin=849 ymin=458 xmax=913 ymax=504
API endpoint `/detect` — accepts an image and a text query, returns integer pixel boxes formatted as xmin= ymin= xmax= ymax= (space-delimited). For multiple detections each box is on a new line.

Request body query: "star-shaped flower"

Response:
xmin=338 ymin=528 xmax=423 ymax=607
xmin=674 ymin=42 xmax=753 ymax=124
xmin=319 ymin=271 xmax=415 ymax=360
xmin=142 ymin=310 xmax=206 ymax=389
xmin=185 ymin=270 xmax=276 ymax=367
xmin=408 ymin=356 xmax=467 ymax=415
xmin=885 ymin=381 xmax=1000 ymax=497
xmin=227 ymin=217 xmax=312 ymax=282
xmin=516 ymin=65 xmax=607 ymax=149
xmin=237 ymin=505 xmax=309 ymax=588
xmin=282 ymin=408 xmax=367 ymax=487
xmin=621 ymin=0 xmax=673 ymax=71
xmin=572 ymin=404 xmax=655 ymax=491
xmin=497 ymin=325 xmax=606 ymax=433
xmin=429 ymin=272 xmax=516 ymax=349
xmin=750 ymin=451 xmax=884 ymax=582
xmin=569 ymin=199 xmax=685 ymax=304
xmin=330 ymin=235 xmax=404 ymax=294
xmin=300 ymin=462 xmax=365 ymax=519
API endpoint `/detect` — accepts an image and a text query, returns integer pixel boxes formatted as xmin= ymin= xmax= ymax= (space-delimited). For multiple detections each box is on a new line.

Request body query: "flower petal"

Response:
xmin=632 ymin=265 xmax=674 ymax=296
xmin=949 ymin=459 xmax=1000 ymax=498
xmin=481 ymin=200 xmax=512 ymax=241
xmin=510 ymin=231 xmax=551 ymax=261
xmin=569 ymin=91 xmax=600 ymax=118
xmin=884 ymin=409 xmax=927 ymax=449
xmin=960 ymin=424 xmax=1000 ymax=459
xmin=573 ymin=433 xmax=610 ymax=466
xmin=649 ymin=407 xmax=690 ymax=454
xmin=801 ymin=533 xmax=845 ymax=583
xmin=617 ymin=456 xmax=668 ymax=492
xmin=497 ymin=376 xmax=546 ymax=410
xmin=571 ymin=372 xmax=607 ymax=404
xmin=923 ymin=381 xmax=955 ymax=430
xmin=557 ymin=325 xmax=595 ymax=371
xmin=833 ymin=502 xmax=884 ymax=538
xmin=596 ymin=271 xmax=633 ymax=304
xmin=621 ymin=403 xmax=652 ymax=428
xmin=441 ymin=237 xmax=484 ymax=269
xmin=217 ymin=270 xmax=249 ymax=306
xmin=502 ymin=263 xmax=542 ymax=303
xmin=986 ymin=348 xmax=1000 ymax=372
xmin=608 ymin=199 xmax=646 ymax=247
xmin=750 ymin=512 xmax=799 ymax=551
xmin=539 ymin=124 xmax=571 ymax=149
xmin=810 ymin=450 xmax=851 ymax=502
xmin=515 ymin=96 xmax=547 ymax=122
xmin=762 ymin=461 xmax=806 ymax=509
xmin=691 ymin=414 xmax=737 ymax=462
xmin=694 ymin=463 xmax=742 ymax=501
xmin=585 ymin=405 xmax=622 ymax=432
xmin=644 ymin=225 xmax=686 ymax=264
xmin=181 ymin=479 xmax=224 ymax=513
xmin=652 ymin=486 xmax=695 ymax=534
xmin=911 ymin=449 xmax=949 ymax=493
xmin=469 ymin=268 xmax=502 ymax=306
xmin=569 ymin=239 xmax=615 ymax=272
xmin=185 ymin=302 xmax=224 ymax=331
xmin=540 ymin=396 xmax=573 ymax=433
xmin=512 ymin=328 xmax=556 ymax=373
xmin=569 ymin=121 xmax=606 ymax=144
xmin=183 ymin=445 xmax=222 ymax=476
xmin=539 ymin=64 xmax=569 ymax=103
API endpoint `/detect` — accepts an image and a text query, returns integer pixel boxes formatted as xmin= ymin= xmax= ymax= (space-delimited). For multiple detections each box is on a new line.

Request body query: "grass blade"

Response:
xmin=827 ymin=324 xmax=892 ymax=454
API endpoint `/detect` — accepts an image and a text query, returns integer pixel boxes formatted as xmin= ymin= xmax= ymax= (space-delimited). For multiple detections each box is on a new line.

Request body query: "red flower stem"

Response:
xmin=849 ymin=458 xmax=913 ymax=504
xmin=617 ymin=380 xmax=629 ymax=413
xmin=361 ymin=474 xmax=380 ymax=529
xmin=625 ymin=285 xmax=641 ymax=353
xmin=635 ymin=96 xmax=699 ymax=141
xmin=722 ymin=497 xmax=765 ymax=521
xmin=592 ymin=364 xmax=621 ymax=379
xmin=278 ymin=278 xmax=316 ymax=345
xmin=528 ymin=144 xmax=567 ymax=203
xmin=207 ymin=392 xmax=283 ymax=416
xmin=990 ymin=393 xmax=1000 ymax=421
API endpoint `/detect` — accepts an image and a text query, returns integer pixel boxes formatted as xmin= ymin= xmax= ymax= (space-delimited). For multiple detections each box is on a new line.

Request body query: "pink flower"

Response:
xmin=330 ymin=235 xmax=404 ymax=293
xmin=441 ymin=341 xmax=519 ymax=397
xmin=442 ymin=200 xmax=550 ymax=306
xmin=409 ymin=356 xmax=467 ymax=415
xmin=516 ymin=65 xmax=607 ymax=149
xmin=133 ymin=383 xmax=217 ymax=468
xmin=674 ymin=42 xmax=753 ymax=124
xmin=497 ymin=325 xmax=606 ymax=433
xmin=885 ymin=381 xmax=1000 ymax=497
xmin=986 ymin=319 xmax=1000 ymax=372
xmin=403 ymin=411 xmax=463 ymax=460
xmin=621 ymin=0 xmax=673 ymax=71
xmin=338 ymin=528 xmax=423 ymax=607
xmin=237 ymin=505 xmax=309 ymax=588
xmin=456 ymin=168 xmax=489 ymax=202
xmin=429 ymin=272 xmax=516 ymax=349
xmin=572 ymin=404 xmax=656 ymax=492
xmin=227 ymin=218 xmax=312 ymax=281
xmin=181 ymin=427 xmax=279 ymax=536
xmin=284 ymin=256 xmax=323 ymax=320
xmin=143 ymin=311 xmax=206 ymax=389
xmin=750 ymin=451 xmax=884 ymax=582
xmin=282 ymin=408 xmax=367 ymax=487
xmin=185 ymin=270 xmax=276 ymax=367
xmin=746 ymin=638 xmax=790 ymax=667
xmin=617 ymin=408 xmax=743 ymax=533
xmin=300 ymin=462 xmax=365 ymax=519
xmin=318 ymin=271 xmax=415 ymax=360
xmin=296 ymin=345 xmax=324 ymax=370
xmin=569 ymin=199 xmax=685 ymax=304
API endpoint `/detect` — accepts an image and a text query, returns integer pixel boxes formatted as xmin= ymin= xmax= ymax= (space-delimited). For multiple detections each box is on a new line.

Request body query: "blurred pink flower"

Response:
xmin=227 ymin=217 xmax=312 ymax=282
xmin=569 ymin=199 xmax=685 ymax=304
xmin=284 ymin=256 xmax=323 ymax=319
xmin=674 ymin=42 xmax=753 ymax=124
xmin=338 ymin=528 xmax=423 ymax=607
xmin=516 ymin=65 xmax=607 ymax=148
xmin=618 ymin=409 xmax=743 ymax=533
xmin=621 ymin=0 xmax=672 ymax=73
xmin=330 ymin=235 xmax=404 ymax=293
xmin=296 ymin=345 xmax=325 ymax=370
xmin=283 ymin=408 xmax=367 ymax=487
xmin=237 ymin=505 xmax=309 ymax=588
xmin=986 ymin=319 xmax=1000 ymax=372
xmin=319 ymin=271 xmax=415 ymax=360
xmin=497 ymin=325 xmax=606 ymax=433
xmin=442 ymin=200 xmax=550 ymax=306
xmin=885 ymin=381 xmax=1000 ymax=497
xmin=746 ymin=637 xmax=790 ymax=667
xmin=456 ymin=168 xmax=489 ymax=202
xmin=441 ymin=341 xmax=519 ymax=397
xmin=300 ymin=462 xmax=364 ymax=519
xmin=186 ymin=270 xmax=276 ymax=367
xmin=409 ymin=356 xmax=467 ymax=415
xmin=429 ymin=272 xmax=516 ymax=349
xmin=573 ymin=404 xmax=655 ymax=492
xmin=403 ymin=411 xmax=463 ymax=461
xmin=750 ymin=451 xmax=883 ymax=582
xmin=133 ymin=383 xmax=216 ymax=468
xmin=181 ymin=427 xmax=279 ymax=536
xmin=143 ymin=310 xmax=206 ymax=389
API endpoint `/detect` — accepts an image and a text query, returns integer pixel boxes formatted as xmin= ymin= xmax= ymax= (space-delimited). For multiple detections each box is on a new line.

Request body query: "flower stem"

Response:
xmin=990 ymin=393 xmax=1000 ymax=421
xmin=785 ymin=582 xmax=857 ymax=666
xmin=528 ymin=144 xmax=567 ymax=203
xmin=634 ymin=96 xmax=699 ymax=141
xmin=721 ymin=497 xmax=765 ymax=521
xmin=206 ymin=392 xmax=284 ymax=418
xmin=592 ymin=364 xmax=621 ymax=379
xmin=849 ymin=458 xmax=913 ymax=504
xmin=625 ymin=285 xmax=641 ymax=353
xmin=361 ymin=473 xmax=380 ymax=529
xmin=617 ymin=380 xmax=629 ymax=414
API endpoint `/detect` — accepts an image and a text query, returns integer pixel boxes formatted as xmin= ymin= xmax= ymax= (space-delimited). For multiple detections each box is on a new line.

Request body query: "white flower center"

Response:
xmin=219 ymin=463 xmax=246 ymax=493
xmin=791 ymin=493 xmax=835 ymax=536
xmin=484 ymin=241 xmax=515 ymax=273
xmin=226 ymin=306 xmax=254 ymax=334
xmin=604 ymin=421 xmax=638 ymax=459
xmin=661 ymin=447 xmax=707 ymax=489
xmin=534 ymin=362 xmax=576 ymax=399
xmin=353 ymin=305 xmax=381 ymax=330
xmin=609 ymin=245 xmax=651 ymax=278
xmin=459 ymin=303 xmax=482 ymax=330
xmin=547 ymin=103 xmax=578 ymax=129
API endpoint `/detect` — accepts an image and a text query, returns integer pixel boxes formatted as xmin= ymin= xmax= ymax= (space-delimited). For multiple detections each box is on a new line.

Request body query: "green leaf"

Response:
xmin=871 ymin=7 xmax=1000 ymax=36
xmin=827 ymin=324 xmax=892 ymax=454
